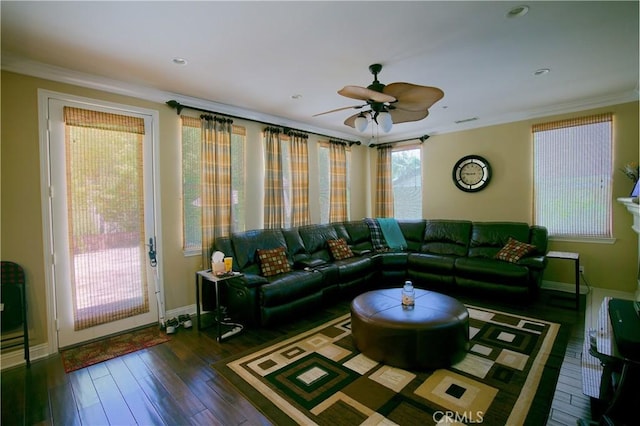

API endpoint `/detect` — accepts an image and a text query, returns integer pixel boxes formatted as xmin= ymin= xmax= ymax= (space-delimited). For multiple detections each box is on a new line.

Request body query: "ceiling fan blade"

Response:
xmin=338 ymin=85 xmax=396 ymax=103
xmin=384 ymin=83 xmax=444 ymax=111
xmin=344 ymin=112 xmax=361 ymax=128
xmin=312 ymin=104 xmax=366 ymax=117
xmin=389 ymin=108 xmax=429 ymax=124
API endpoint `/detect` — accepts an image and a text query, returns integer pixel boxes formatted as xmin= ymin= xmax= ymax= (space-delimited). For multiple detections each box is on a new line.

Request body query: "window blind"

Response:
xmin=533 ymin=113 xmax=613 ymax=238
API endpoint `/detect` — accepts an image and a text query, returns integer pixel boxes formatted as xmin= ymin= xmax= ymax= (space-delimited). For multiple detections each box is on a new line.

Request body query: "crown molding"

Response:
xmin=1 ymin=52 xmax=360 ymax=143
xmin=3 ymin=52 xmax=637 ymax=144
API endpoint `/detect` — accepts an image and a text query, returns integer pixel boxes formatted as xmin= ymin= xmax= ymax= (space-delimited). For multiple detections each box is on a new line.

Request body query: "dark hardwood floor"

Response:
xmin=2 ymin=290 xmax=589 ymax=426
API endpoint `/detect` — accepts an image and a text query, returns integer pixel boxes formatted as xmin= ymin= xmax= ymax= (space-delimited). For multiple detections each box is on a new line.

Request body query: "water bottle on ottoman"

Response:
xmin=402 ymin=280 xmax=415 ymax=308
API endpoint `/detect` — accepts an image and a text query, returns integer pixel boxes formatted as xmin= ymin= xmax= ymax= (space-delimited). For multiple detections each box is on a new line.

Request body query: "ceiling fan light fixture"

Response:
xmin=354 ymin=114 xmax=369 ymax=132
xmin=378 ymin=111 xmax=393 ymax=133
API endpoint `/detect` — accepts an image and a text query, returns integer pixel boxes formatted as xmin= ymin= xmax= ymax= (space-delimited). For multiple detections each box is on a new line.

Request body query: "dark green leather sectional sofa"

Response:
xmin=213 ymin=220 xmax=548 ymax=326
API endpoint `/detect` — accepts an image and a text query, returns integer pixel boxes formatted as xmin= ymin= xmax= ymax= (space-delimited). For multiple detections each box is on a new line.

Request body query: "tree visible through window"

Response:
xmin=533 ymin=113 xmax=613 ymax=238
xmin=392 ymin=147 xmax=422 ymax=219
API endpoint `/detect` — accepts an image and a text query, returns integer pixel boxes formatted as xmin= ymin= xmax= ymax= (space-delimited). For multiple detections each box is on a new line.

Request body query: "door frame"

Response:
xmin=37 ymin=89 xmax=164 ymax=354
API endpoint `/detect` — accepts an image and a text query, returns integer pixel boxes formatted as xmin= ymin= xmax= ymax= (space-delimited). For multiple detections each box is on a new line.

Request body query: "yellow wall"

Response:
xmin=2 ymin=69 xmax=638 ymax=350
xmin=403 ymin=102 xmax=638 ymax=292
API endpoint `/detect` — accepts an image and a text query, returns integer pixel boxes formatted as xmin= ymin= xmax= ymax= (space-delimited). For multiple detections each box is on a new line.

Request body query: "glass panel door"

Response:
xmin=48 ymin=98 xmax=159 ymax=348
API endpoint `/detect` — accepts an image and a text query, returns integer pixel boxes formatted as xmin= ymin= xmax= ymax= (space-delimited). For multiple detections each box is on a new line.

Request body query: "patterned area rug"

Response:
xmin=213 ymin=305 xmax=568 ymax=425
xmin=60 ymin=325 xmax=170 ymax=373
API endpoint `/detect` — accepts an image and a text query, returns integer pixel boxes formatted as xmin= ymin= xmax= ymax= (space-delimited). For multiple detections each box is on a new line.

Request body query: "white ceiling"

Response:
xmin=2 ymin=1 xmax=638 ymax=143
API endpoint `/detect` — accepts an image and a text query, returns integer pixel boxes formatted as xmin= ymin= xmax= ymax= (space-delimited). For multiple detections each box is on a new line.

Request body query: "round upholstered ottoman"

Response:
xmin=350 ymin=288 xmax=469 ymax=370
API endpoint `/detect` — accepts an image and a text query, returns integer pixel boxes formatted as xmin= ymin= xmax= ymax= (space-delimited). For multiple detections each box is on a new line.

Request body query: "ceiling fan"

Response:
xmin=314 ymin=63 xmax=444 ymax=133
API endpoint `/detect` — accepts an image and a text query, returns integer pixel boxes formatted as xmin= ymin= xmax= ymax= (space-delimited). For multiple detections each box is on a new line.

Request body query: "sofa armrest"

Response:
xmin=241 ymin=273 xmax=269 ymax=289
xmin=529 ymin=226 xmax=548 ymax=255
xmin=294 ymin=257 xmax=327 ymax=269
xmin=352 ymin=249 xmax=372 ymax=256
xmin=517 ymin=255 xmax=547 ymax=270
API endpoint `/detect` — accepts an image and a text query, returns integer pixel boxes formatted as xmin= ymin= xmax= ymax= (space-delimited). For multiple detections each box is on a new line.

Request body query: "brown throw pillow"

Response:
xmin=257 ymin=247 xmax=291 ymax=277
xmin=327 ymin=238 xmax=354 ymax=260
xmin=495 ymin=237 xmax=536 ymax=263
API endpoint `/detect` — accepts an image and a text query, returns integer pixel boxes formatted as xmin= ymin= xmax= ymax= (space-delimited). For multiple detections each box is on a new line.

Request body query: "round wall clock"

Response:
xmin=452 ymin=155 xmax=492 ymax=192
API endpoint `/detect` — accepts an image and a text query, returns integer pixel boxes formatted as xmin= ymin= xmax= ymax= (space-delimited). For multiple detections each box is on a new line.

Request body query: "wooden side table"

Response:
xmin=546 ymin=251 xmax=580 ymax=310
xmin=195 ymin=270 xmax=244 ymax=342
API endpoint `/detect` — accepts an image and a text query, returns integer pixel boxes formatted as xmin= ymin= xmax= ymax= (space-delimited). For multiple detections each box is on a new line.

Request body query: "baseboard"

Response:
xmin=164 ymin=304 xmax=196 ymax=323
xmin=541 ymin=279 xmax=588 ymax=295
xmin=0 ymin=306 xmax=199 ymax=371
xmin=0 ymin=342 xmax=50 ymax=370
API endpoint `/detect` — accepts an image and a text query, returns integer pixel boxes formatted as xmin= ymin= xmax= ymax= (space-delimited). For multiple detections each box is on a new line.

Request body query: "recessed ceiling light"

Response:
xmin=172 ymin=57 xmax=188 ymax=65
xmin=506 ymin=5 xmax=529 ymax=18
xmin=534 ymin=68 xmax=550 ymax=76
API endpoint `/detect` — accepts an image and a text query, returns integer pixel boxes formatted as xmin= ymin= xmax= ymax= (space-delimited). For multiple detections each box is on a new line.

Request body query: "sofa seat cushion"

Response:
xmin=455 ymin=257 xmax=529 ymax=286
xmin=408 ymin=253 xmax=457 ymax=274
xmin=260 ymin=271 xmax=325 ymax=307
xmin=333 ymin=256 xmax=374 ymax=280
xmin=376 ymin=252 xmax=408 ymax=268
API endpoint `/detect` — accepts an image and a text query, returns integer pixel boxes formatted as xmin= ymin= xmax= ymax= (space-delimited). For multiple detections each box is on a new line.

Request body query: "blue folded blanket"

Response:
xmin=377 ymin=218 xmax=407 ymax=250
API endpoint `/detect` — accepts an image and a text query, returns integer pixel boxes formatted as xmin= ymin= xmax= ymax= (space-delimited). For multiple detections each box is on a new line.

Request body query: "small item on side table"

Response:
xmin=402 ymin=280 xmax=415 ymax=308
xmin=224 ymin=256 xmax=233 ymax=272
xmin=211 ymin=250 xmax=226 ymax=275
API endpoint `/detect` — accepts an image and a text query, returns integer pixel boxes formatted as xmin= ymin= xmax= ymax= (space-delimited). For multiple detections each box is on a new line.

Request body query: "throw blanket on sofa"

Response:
xmin=363 ymin=218 xmax=388 ymax=251
xmin=363 ymin=218 xmax=407 ymax=251
xmin=377 ymin=218 xmax=407 ymax=250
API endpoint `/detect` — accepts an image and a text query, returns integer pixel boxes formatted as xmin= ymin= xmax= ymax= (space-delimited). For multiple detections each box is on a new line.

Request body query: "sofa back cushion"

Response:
xmin=213 ymin=237 xmax=236 ymax=269
xmin=398 ymin=220 xmax=426 ymax=252
xmin=343 ymin=221 xmax=373 ymax=252
xmin=331 ymin=222 xmax=351 ymax=242
xmin=231 ymin=229 xmax=288 ymax=273
xmin=298 ymin=224 xmax=338 ymax=261
xmin=282 ymin=227 xmax=307 ymax=262
xmin=422 ymin=220 xmax=472 ymax=256
xmin=468 ymin=222 xmax=530 ymax=258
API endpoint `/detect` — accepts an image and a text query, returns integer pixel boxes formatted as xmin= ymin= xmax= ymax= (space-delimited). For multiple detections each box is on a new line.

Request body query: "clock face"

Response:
xmin=452 ymin=155 xmax=491 ymax=192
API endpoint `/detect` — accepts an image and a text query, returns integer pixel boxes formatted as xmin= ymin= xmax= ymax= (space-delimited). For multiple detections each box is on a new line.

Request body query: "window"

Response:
xmin=392 ymin=147 xmax=422 ymax=219
xmin=181 ymin=116 xmax=245 ymax=253
xmin=263 ymin=130 xmax=310 ymax=228
xmin=533 ymin=113 xmax=613 ymax=238
xmin=318 ymin=142 xmax=351 ymax=224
